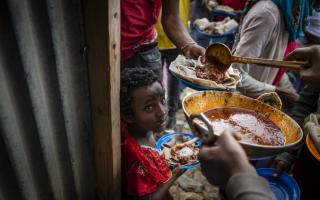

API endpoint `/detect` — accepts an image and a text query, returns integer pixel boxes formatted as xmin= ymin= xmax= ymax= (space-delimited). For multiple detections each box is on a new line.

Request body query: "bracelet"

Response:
xmin=181 ymin=42 xmax=196 ymax=51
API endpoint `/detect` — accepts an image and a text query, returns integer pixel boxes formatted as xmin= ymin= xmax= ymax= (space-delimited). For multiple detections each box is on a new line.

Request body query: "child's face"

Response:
xmin=129 ymin=81 xmax=168 ymax=132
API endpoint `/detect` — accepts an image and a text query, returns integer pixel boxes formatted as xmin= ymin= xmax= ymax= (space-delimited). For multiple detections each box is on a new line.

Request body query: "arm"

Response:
xmin=233 ymin=8 xmax=277 ymax=97
xmin=142 ymin=167 xmax=183 ymax=200
xmin=199 ymin=131 xmax=275 ymax=200
xmin=127 ymin=167 xmax=184 ymax=200
xmin=226 ymin=173 xmax=276 ymax=200
xmin=161 ymin=0 xmax=205 ymax=59
xmin=237 ymin=74 xmax=276 ymax=98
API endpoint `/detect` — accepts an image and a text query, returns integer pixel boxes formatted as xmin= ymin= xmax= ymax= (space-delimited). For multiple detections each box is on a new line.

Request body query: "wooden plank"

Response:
xmin=83 ymin=0 xmax=121 ymax=199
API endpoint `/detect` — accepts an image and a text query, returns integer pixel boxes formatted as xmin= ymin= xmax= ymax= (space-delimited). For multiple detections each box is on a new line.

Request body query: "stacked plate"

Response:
xmin=257 ymin=168 xmax=300 ymax=200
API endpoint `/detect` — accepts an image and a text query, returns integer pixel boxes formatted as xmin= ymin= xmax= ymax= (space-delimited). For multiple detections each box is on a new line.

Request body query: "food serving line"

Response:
xmin=156 ymin=43 xmax=315 ymax=200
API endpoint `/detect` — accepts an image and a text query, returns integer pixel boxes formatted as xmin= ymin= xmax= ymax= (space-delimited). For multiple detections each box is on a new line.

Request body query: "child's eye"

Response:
xmin=144 ymin=105 xmax=153 ymax=112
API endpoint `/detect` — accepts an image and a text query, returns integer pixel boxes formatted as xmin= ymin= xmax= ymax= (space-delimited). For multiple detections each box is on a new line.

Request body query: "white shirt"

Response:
xmin=233 ymin=0 xmax=291 ymax=98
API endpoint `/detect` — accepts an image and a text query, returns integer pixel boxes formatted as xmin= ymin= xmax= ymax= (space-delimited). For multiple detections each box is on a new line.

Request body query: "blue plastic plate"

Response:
xmin=257 ymin=168 xmax=300 ymax=200
xmin=156 ymin=132 xmax=203 ymax=170
xmin=175 ymin=75 xmax=228 ymax=91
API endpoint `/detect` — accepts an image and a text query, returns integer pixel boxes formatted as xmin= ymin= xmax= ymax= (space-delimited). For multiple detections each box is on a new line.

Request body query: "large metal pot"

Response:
xmin=182 ymin=91 xmax=303 ymax=158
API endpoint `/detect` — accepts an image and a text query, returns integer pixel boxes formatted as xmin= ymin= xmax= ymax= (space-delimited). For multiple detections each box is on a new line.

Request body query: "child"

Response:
xmin=120 ymin=67 xmax=183 ymax=199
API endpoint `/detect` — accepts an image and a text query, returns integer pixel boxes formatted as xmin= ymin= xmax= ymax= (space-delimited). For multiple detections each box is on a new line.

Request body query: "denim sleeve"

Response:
xmin=139 ymin=46 xmax=162 ymax=77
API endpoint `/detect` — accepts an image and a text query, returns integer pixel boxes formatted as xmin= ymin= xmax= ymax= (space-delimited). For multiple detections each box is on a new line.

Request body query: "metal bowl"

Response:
xmin=182 ymin=91 xmax=303 ymax=158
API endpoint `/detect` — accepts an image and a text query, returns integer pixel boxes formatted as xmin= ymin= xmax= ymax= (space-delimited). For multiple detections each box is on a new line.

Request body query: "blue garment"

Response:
xmin=272 ymin=0 xmax=313 ymax=40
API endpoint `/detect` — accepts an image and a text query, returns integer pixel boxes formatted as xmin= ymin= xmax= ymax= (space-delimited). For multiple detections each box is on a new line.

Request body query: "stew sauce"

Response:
xmin=205 ymin=107 xmax=285 ymax=146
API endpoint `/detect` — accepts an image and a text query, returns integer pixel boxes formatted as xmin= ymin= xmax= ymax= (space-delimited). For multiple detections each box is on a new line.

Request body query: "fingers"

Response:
xmin=272 ymin=160 xmax=288 ymax=177
xmin=195 ymin=45 xmax=206 ymax=58
xmin=199 ymin=146 xmax=219 ymax=162
xmin=218 ymin=130 xmax=242 ymax=146
xmin=172 ymin=164 xmax=186 ymax=176
xmin=233 ymin=132 xmax=242 ymax=141
xmin=200 ymin=56 xmax=206 ymax=64
xmin=202 ymin=130 xmax=242 ymax=149
xmin=284 ymin=47 xmax=312 ymax=61
xmin=199 ymin=130 xmax=245 ymax=163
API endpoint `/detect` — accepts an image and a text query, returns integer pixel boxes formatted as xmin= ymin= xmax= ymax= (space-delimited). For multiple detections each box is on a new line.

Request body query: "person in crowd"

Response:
xmin=199 ymin=130 xmax=276 ymax=200
xmin=121 ymin=0 xmax=205 ymax=78
xmin=120 ymin=68 xmax=183 ymax=199
xmin=232 ymin=0 xmax=314 ymax=107
xmin=303 ymin=5 xmax=320 ymax=45
xmin=291 ymin=5 xmax=320 ymax=92
xmin=155 ymin=0 xmax=190 ymax=129
xmin=273 ymin=45 xmax=320 ymax=200
xmin=220 ymin=0 xmax=247 ymax=11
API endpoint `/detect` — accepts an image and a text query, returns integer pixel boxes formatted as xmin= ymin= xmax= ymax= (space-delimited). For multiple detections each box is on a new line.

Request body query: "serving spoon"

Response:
xmin=205 ymin=43 xmax=308 ymax=73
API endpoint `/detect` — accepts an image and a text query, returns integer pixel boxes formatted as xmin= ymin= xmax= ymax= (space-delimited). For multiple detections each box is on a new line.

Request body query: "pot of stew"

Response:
xmin=182 ymin=91 xmax=303 ymax=158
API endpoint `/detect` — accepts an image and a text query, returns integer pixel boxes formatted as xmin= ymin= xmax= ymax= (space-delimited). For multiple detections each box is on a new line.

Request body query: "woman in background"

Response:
xmin=232 ymin=0 xmax=313 ymax=108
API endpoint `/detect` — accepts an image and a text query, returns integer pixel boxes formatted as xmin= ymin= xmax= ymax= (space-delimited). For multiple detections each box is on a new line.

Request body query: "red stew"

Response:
xmin=195 ymin=62 xmax=225 ymax=83
xmin=204 ymin=107 xmax=285 ymax=146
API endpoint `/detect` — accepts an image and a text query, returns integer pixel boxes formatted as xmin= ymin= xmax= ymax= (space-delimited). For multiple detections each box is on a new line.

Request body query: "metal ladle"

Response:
xmin=189 ymin=112 xmax=217 ymax=145
xmin=205 ymin=43 xmax=308 ymax=73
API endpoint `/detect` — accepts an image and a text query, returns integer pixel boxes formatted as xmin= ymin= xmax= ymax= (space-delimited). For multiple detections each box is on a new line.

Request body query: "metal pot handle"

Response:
xmin=189 ymin=112 xmax=217 ymax=145
xmin=256 ymin=92 xmax=282 ymax=110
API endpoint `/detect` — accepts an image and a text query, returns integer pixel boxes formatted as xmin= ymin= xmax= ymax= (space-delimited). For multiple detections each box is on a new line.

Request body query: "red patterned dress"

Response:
xmin=121 ymin=123 xmax=172 ymax=198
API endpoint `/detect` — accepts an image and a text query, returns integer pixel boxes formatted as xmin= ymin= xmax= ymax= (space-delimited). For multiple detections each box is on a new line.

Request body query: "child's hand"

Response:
xmin=172 ymin=164 xmax=186 ymax=178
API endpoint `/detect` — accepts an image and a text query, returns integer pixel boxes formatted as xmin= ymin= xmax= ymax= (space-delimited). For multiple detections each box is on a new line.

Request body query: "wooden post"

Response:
xmin=83 ymin=0 xmax=121 ymax=199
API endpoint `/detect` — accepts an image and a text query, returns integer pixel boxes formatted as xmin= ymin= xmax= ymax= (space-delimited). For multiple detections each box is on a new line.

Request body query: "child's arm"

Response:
xmin=141 ymin=167 xmax=184 ymax=200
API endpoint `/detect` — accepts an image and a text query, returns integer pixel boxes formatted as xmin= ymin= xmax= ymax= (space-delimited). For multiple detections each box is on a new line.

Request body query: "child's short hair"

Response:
xmin=120 ymin=67 xmax=160 ymax=117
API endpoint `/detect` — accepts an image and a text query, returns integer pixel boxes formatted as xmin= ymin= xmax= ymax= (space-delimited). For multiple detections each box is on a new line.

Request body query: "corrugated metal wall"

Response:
xmin=0 ymin=0 xmax=96 ymax=199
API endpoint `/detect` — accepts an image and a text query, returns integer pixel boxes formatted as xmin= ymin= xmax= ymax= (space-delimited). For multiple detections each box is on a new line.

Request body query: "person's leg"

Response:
xmin=138 ymin=46 xmax=163 ymax=79
xmin=161 ymin=48 xmax=181 ymax=129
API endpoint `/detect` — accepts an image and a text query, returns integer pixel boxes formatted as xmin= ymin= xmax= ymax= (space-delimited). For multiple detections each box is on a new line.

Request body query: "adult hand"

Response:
xmin=275 ymin=87 xmax=300 ymax=107
xmin=285 ymin=45 xmax=320 ymax=86
xmin=271 ymin=152 xmax=296 ymax=177
xmin=198 ymin=130 xmax=256 ymax=188
xmin=182 ymin=43 xmax=205 ymax=60
xmin=271 ymin=159 xmax=290 ymax=177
